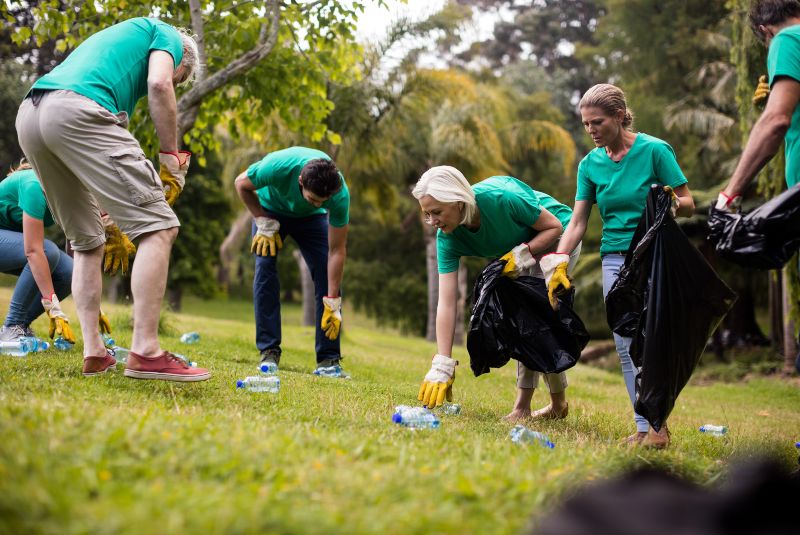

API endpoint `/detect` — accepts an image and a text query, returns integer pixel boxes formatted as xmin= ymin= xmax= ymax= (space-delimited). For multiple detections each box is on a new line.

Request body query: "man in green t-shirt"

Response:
xmin=719 ymin=0 xmax=800 ymax=204
xmin=717 ymin=0 xmax=800 ymax=373
xmin=234 ymin=147 xmax=351 ymax=376
xmin=16 ymin=18 xmax=209 ymax=381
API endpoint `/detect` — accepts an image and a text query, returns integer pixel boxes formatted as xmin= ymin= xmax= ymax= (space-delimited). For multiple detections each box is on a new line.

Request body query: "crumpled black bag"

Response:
xmin=466 ymin=259 xmax=590 ymax=377
xmin=707 ymin=183 xmax=800 ymax=269
xmin=606 ymin=186 xmax=737 ymax=431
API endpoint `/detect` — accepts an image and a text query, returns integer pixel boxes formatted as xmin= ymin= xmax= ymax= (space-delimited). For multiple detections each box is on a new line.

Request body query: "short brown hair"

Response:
xmin=749 ymin=0 xmax=800 ymax=42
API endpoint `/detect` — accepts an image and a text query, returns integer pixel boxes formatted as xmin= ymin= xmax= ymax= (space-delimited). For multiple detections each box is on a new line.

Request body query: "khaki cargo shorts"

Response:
xmin=16 ymin=90 xmax=179 ymax=251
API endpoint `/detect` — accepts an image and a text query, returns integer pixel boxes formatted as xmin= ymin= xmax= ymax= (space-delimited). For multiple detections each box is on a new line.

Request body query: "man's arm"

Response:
xmin=147 ymin=50 xmax=179 ymax=153
xmin=724 ymin=77 xmax=800 ymax=196
xmin=234 ymin=171 xmax=269 ymax=218
xmin=326 ymin=224 xmax=348 ymax=297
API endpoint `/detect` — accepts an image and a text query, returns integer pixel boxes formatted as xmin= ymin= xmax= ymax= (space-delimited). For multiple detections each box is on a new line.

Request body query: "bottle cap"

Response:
xmin=392 ymin=413 xmax=402 ymax=424
xmin=236 ymin=380 xmax=244 ymax=388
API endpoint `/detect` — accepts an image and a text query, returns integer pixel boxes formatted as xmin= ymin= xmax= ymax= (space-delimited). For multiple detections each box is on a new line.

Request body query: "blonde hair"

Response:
xmin=8 ymin=158 xmax=31 ymax=176
xmin=412 ymin=166 xmax=477 ymax=225
xmin=579 ymin=83 xmax=634 ymax=130
xmin=177 ymin=27 xmax=201 ymax=84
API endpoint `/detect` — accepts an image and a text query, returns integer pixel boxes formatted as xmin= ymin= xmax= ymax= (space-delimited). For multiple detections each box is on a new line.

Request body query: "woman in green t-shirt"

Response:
xmin=0 ymin=161 xmax=74 ymax=345
xmin=412 ymin=165 xmax=581 ymax=421
xmin=544 ymin=84 xmax=695 ymax=449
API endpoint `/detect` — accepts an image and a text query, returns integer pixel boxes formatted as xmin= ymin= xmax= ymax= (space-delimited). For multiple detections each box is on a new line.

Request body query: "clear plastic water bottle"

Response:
xmin=236 ymin=375 xmax=280 ymax=393
xmin=258 ymin=361 xmax=278 ymax=375
xmin=439 ymin=403 xmax=462 ymax=415
xmin=0 ymin=337 xmax=50 ymax=357
xmin=174 ymin=353 xmax=198 ymax=367
xmin=102 ymin=334 xmax=115 ymax=347
xmin=180 ymin=332 xmax=200 ymax=344
xmin=110 ymin=346 xmax=130 ymax=364
xmin=392 ymin=405 xmax=440 ymax=429
xmin=509 ymin=425 xmax=555 ymax=449
xmin=313 ymin=364 xmax=350 ymax=379
xmin=54 ymin=337 xmax=73 ymax=350
xmin=699 ymin=424 xmax=728 ymax=436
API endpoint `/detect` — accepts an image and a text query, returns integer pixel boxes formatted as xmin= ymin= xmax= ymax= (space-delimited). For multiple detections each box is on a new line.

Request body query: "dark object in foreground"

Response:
xmin=467 ymin=259 xmax=590 ymax=377
xmin=606 ymin=186 xmax=737 ymax=431
xmin=707 ymin=183 xmax=800 ymax=269
xmin=537 ymin=458 xmax=800 ymax=535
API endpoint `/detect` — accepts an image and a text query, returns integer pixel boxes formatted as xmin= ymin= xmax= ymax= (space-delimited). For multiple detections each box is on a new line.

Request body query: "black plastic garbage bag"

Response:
xmin=606 ymin=186 xmax=737 ymax=431
xmin=708 ymin=183 xmax=800 ymax=269
xmin=467 ymin=259 xmax=590 ymax=377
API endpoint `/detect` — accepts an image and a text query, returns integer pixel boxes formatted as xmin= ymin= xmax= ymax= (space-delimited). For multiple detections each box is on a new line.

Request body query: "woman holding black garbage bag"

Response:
xmin=544 ymin=84 xmax=695 ymax=448
xmin=412 ymin=165 xmax=580 ymax=422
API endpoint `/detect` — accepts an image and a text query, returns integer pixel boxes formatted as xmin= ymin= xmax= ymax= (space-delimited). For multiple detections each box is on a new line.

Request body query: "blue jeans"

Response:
xmin=602 ymin=253 xmax=650 ymax=433
xmin=252 ymin=213 xmax=340 ymax=363
xmin=0 ymin=228 xmax=73 ymax=327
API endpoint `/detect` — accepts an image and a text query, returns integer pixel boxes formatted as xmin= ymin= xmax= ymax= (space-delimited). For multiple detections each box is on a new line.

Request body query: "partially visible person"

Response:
xmin=412 ymin=166 xmax=580 ymax=421
xmin=0 ymin=160 xmax=73 ymax=345
xmin=16 ymin=17 xmax=209 ymax=380
xmin=234 ymin=146 xmax=350 ymax=375
xmin=546 ymin=83 xmax=695 ymax=449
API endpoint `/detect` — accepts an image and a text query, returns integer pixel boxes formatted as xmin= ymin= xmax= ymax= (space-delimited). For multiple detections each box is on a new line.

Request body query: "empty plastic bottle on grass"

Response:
xmin=509 ymin=425 xmax=555 ymax=449
xmin=102 ymin=334 xmax=115 ymax=347
xmin=0 ymin=337 xmax=50 ymax=357
xmin=438 ymin=403 xmax=462 ymax=415
xmin=392 ymin=405 xmax=440 ymax=429
xmin=237 ymin=375 xmax=280 ymax=393
xmin=313 ymin=364 xmax=350 ymax=379
xmin=258 ymin=361 xmax=278 ymax=375
xmin=53 ymin=337 xmax=73 ymax=350
xmin=699 ymin=424 xmax=728 ymax=436
xmin=180 ymin=332 xmax=200 ymax=344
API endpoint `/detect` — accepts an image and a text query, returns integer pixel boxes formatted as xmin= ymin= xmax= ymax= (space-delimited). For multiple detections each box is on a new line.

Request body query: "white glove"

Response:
xmin=500 ymin=243 xmax=537 ymax=278
xmin=251 ymin=216 xmax=283 ymax=256
xmin=715 ymin=191 xmax=742 ymax=214
xmin=540 ymin=252 xmax=570 ymax=288
xmin=423 ymin=354 xmax=457 ymax=383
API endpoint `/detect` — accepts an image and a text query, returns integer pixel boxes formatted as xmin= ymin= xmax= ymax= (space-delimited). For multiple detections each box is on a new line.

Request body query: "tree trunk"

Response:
xmin=782 ymin=268 xmax=798 ymax=374
xmin=293 ymin=249 xmax=315 ymax=326
xmin=453 ymin=261 xmax=467 ymax=345
xmin=424 ymin=221 xmax=438 ymax=342
xmin=218 ymin=210 xmax=253 ymax=289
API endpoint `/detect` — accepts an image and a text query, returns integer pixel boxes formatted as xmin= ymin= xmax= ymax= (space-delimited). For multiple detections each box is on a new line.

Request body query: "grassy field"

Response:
xmin=0 ymin=286 xmax=798 ymax=534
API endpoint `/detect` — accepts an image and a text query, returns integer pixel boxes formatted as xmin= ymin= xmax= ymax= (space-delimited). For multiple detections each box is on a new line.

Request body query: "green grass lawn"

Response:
xmin=0 ymin=287 xmax=798 ymax=534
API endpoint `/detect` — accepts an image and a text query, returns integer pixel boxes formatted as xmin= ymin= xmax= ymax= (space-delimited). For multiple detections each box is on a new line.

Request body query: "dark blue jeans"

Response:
xmin=252 ymin=213 xmax=340 ymax=363
xmin=0 ymin=228 xmax=73 ymax=327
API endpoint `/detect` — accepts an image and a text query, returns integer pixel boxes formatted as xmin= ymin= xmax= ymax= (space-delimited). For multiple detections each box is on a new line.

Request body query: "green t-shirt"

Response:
xmin=0 ymin=169 xmax=55 ymax=231
xmin=246 ymin=147 xmax=350 ymax=227
xmin=32 ymin=17 xmax=183 ymax=118
xmin=768 ymin=24 xmax=800 ymax=188
xmin=436 ymin=176 xmax=572 ymax=274
xmin=575 ymin=133 xmax=687 ymax=255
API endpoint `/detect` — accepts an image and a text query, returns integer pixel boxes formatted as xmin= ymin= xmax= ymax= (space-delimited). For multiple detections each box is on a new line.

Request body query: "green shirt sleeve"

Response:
xmin=652 ymin=143 xmax=688 ymax=188
xmin=768 ymin=31 xmax=800 ymax=86
xmin=246 ymin=159 xmax=275 ymax=190
xmin=150 ymin=21 xmax=184 ymax=70
xmin=503 ymin=188 xmax=541 ymax=227
xmin=436 ymin=232 xmax=460 ymax=274
xmin=18 ymin=178 xmax=48 ymax=221
xmin=323 ymin=178 xmax=350 ymax=228
xmin=575 ymin=158 xmax=596 ymax=202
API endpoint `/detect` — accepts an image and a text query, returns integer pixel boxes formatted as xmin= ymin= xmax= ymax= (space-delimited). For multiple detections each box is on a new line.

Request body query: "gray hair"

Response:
xmin=412 ymin=166 xmax=477 ymax=225
xmin=579 ymin=83 xmax=634 ymax=130
xmin=176 ymin=27 xmax=201 ymax=84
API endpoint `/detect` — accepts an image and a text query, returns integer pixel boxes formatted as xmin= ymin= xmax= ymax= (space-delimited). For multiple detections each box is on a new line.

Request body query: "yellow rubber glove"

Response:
xmin=418 ymin=354 xmax=457 ymax=408
xmin=321 ymin=296 xmax=342 ymax=340
xmin=752 ymin=75 xmax=770 ymax=106
xmin=99 ymin=310 xmax=112 ymax=335
xmin=664 ymin=185 xmax=680 ymax=218
xmin=41 ymin=294 xmax=76 ymax=343
xmin=103 ymin=224 xmax=137 ymax=275
xmin=159 ymin=151 xmax=191 ymax=206
xmin=540 ymin=253 xmax=571 ymax=310
xmin=251 ymin=216 xmax=283 ymax=256
xmin=500 ymin=243 xmax=536 ymax=278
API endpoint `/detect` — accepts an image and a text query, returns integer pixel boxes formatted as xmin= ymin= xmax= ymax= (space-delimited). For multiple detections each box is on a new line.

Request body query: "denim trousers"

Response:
xmin=0 ymin=228 xmax=73 ymax=327
xmin=252 ymin=213 xmax=340 ymax=363
xmin=601 ymin=253 xmax=650 ymax=432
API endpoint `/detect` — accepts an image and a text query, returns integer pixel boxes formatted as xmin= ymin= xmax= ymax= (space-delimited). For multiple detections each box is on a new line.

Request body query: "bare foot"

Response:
xmin=530 ymin=402 xmax=569 ymax=420
xmin=503 ymin=408 xmax=532 ymax=423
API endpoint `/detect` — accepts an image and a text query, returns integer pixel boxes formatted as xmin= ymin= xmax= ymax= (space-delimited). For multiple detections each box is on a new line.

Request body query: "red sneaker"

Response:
xmin=83 ymin=350 xmax=117 ymax=376
xmin=124 ymin=351 xmax=210 ymax=382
